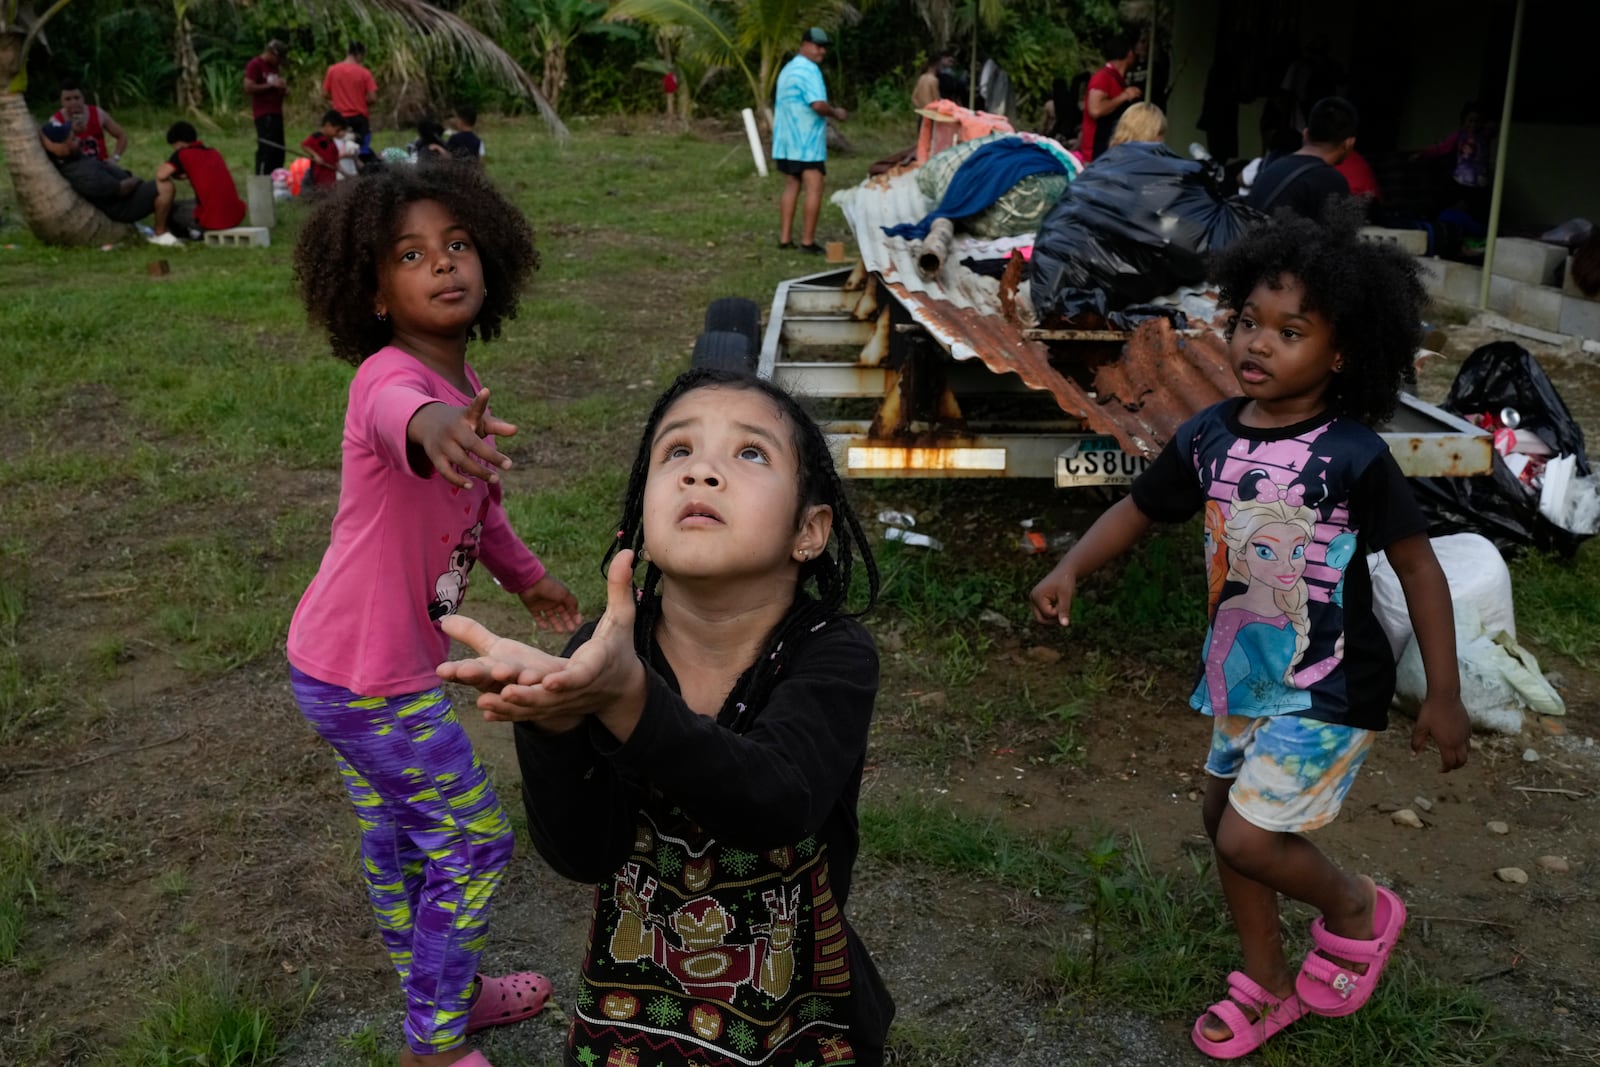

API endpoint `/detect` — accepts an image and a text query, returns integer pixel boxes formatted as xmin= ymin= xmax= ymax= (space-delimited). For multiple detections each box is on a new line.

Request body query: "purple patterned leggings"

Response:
xmin=290 ymin=665 xmax=513 ymax=1053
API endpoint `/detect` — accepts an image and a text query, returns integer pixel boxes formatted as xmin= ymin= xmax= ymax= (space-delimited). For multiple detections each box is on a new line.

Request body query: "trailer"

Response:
xmin=741 ymin=168 xmax=1494 ymax=487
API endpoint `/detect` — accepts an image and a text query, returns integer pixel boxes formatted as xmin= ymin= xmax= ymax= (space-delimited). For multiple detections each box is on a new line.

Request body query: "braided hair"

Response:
xmin=604 ymin=369 xmax=880 ymax=721
xmin=1210 ymin=199 xmax=1425 ymax=425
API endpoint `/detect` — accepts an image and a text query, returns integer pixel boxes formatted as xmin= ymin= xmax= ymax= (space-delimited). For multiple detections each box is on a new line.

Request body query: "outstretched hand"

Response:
xmin=406 ymin=387 xmax=519 ymax=489
xmin=518 ymin=574 xmax=581 ymax=633
xmin=439 ymin=552 xmax=647 ymax=735
xmin=1412 ymin=693 xmax=1471 ymax=772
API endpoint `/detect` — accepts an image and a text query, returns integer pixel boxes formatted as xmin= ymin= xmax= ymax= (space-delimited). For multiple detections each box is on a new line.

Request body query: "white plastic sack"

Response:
xmin=1394 ymin=603 xmax=1564 ymax=734
xmin=1538 ymin=454 xmax=1600 ymax=535
xmin=1368 ymin=533 xmax=1514 ymax=661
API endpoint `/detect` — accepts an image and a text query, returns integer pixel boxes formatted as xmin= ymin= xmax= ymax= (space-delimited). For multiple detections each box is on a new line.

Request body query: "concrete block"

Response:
xmin=1361 ymin=226 xmax=1428 ymax=256
xmin=1438 ymin=259 xmax=1483 ymax=306
xmin=1486 ymin=273 xmax=1517 ymax=315
xmin=1559 ymin=293 xmax=1600 ymax=341
xmin=1508 ymin=283 xmax=1563 ymax=333
xmin=203 ymin=226 xmax=271 ymax=248
xmin=1416 ymin=256 xmax=1448 ymax=298
xmin=1489 ymin=237 xmax=1565 ymax=286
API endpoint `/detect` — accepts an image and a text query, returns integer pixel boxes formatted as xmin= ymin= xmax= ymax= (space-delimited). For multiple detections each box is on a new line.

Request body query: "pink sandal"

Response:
xmin=1190 ymin=971 xmax=1307 ymax=1059
xmin=1295 ymin=884 xmax=1407 ymax=1017
xmin=465 ymin=971 xmax=553 ymax=1033
xmin=453 ymin=1053 xmax=494 ymax=1067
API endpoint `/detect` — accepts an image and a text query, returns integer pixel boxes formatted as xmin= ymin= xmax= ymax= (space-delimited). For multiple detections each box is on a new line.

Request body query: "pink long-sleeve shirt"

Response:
xmin=287 ymin=347 xmax=546 ymax=696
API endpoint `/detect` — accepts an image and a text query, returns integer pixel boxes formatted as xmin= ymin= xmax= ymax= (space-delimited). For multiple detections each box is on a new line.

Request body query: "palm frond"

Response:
xmin=303 ymin=0 xmax=570 ymax=139
xmin=606 ymin=0 xmax=746 ymax=75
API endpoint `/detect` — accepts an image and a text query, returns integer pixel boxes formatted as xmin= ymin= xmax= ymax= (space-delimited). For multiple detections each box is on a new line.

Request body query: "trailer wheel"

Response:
xmin=690 ymin=330 xmax=757 ymax=372
xmin=703 ymin=297 xmax=762 ymax=351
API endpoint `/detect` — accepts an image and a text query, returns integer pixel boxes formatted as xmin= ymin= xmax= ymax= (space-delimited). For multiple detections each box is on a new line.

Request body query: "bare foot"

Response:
xmin=1311 ymin=872 xmax=1378 ymax=975
xmin=1199 ymin=972 xmax=1296 ymax=1043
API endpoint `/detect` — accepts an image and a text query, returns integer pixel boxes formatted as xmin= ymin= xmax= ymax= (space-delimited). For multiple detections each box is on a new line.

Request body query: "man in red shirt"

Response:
xmin=1079 ymin=32 xmax=1142 ymax=163
xmin=323 ymin=41 xmax=378 ymax=160
xmin=244 ymin=39 xmax=290 ymax=176
xmin=149 ymin=121 xmax=247 ymax=246
xmin=51 ymin=79 xmax=128 ymax=163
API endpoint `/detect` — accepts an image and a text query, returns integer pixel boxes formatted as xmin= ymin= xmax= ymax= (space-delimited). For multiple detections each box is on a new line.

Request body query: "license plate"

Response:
xmin=1055 ymin=436 xmax=1150 ymax=488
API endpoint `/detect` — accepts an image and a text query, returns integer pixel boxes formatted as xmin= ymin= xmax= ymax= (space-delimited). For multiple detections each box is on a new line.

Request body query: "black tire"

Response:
xmin=703 ymin=297 xmax=762 ymax=351
xmin=690 ymin=330 xmax=757 ymax=372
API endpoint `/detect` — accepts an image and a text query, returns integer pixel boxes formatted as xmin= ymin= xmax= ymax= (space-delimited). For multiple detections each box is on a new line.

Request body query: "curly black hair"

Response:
xmin=605 ymin=368 xmax=879 ymax=722
xmin=293 ymin=162 xmax=539 ymax=364
xmin=1209 ymin=200 xmax=1425 ymax=425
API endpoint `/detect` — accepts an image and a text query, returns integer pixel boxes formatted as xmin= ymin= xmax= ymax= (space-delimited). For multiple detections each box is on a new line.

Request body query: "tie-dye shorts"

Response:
xmin=1204 ymin=712 xmax=1374 ymax=833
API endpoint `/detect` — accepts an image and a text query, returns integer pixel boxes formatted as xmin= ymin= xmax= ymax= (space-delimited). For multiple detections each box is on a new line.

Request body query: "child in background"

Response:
xmin=1029 ymin=210 xmax=1469 ymax=1060
xmin=437 ymin=368 xmax=897 ymax=1067
xmin=289 ymin=165 xmax=581 ymax=1067
xmin=447 ymin=105 xmax=486 ymax=163
xmin=412 ymin=116 xmax=450 ymax=163
xmin=300 ymin=109 xmax=347 ymax=191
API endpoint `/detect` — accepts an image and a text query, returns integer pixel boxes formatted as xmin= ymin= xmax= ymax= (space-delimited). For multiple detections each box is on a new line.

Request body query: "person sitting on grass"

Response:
xmin=149 ymin=121 xmax=246 ymax=246
xmin=446 ymin=105 xmax=486 ymax=163
xmin=301 ymin=109 xmax=349 ymax=192
xmin=1030 ymin=205 xmax=1469 ymax=1060
xmin=52 ymin=77 xmax=129 ymax=163
xmin=39 ymin=121 xmax=170 ymax=228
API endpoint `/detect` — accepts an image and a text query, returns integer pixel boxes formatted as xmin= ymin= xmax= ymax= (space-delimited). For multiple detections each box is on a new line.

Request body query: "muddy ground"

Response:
xmin=2 ymin=321 xmax=1598 ymax=1067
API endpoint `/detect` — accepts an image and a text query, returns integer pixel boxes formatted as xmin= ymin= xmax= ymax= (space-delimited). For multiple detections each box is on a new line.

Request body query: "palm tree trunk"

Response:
xmin=175 ymin=11 xmax=203 ymax=112
xmin=0 ymin=92 xmax=135 ymax=246
xmin=541 ymin=47 xmax=566 ymax=114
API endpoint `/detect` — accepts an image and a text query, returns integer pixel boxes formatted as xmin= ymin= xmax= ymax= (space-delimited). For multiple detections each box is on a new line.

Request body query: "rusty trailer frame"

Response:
xmin=758 ymin=265 xmax=1494 ymax=483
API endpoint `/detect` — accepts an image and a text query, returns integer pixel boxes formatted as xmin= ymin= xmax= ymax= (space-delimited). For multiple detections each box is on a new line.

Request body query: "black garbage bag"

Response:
xmin=1029 ymin=142 xmax=1264 ymax=324
xmin=1410 ymin=342 xmax=1592 ymax=556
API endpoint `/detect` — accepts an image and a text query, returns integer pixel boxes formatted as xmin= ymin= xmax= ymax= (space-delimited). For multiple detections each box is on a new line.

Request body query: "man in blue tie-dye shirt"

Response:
xmin=773 ymin=27 xmax=848 ymax=254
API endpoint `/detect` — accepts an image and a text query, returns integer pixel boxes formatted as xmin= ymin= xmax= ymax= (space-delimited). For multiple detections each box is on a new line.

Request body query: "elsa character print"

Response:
xmin=1196 ymin=472 xmax=1343 ymax=717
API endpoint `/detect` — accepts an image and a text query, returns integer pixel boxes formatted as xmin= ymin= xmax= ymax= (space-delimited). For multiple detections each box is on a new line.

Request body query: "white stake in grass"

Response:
xmin=742 ymin=108 xmax=768 ymax=177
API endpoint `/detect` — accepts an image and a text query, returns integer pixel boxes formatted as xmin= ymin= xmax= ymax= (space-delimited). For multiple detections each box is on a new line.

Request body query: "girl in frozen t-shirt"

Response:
xmin=1029 ymin=206 xmax=1470 ymax=1060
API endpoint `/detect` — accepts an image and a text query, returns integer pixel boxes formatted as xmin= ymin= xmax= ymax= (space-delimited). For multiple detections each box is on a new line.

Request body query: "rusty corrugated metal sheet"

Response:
xmin=837 ymin=168 xmax=1240 ymax=458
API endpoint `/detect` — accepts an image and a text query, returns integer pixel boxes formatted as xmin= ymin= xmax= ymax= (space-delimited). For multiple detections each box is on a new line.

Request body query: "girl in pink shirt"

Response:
xmin=288 ymin=164 xmax=579 ymax=1067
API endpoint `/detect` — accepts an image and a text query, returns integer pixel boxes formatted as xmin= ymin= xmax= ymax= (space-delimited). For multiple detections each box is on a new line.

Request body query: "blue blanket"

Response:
xmin=882 ymin=140 xmax=1068 ymax=241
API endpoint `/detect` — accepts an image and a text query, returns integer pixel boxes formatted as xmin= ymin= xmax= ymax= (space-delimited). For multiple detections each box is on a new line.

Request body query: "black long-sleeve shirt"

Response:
xmin=516 ymin=612 xmax=893 ymax=1067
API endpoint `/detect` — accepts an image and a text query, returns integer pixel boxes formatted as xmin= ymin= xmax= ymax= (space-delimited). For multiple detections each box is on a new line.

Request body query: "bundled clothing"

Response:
xmin=883 ymin=139 xmax=1068 ymax=241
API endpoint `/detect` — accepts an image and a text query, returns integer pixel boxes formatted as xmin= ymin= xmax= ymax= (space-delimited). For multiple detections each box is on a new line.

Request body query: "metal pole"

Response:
xmin=1478 ymin=0 xmax=1525 ymax=309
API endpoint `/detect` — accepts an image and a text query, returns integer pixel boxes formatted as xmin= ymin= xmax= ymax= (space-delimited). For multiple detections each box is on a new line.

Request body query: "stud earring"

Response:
xmin=375 ymin=311 xmax=388 ymax=323
xmin=639 ymin=546 xmax=652 ymax=563
xmin=798 ymin=549 xmax=810 ymax=561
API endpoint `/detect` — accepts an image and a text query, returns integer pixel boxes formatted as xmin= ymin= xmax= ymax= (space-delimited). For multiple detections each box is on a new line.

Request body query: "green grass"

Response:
xmin=0 ymin=817 xmax=117 ymax=966
xmin=0 ymin=830 xmax=40 ymax=965
xmin=102 ymin=960 xmax=312 ymax=1067
xmin=1510 ymin=543 xmax=1600 ymax=668
xmin=0 ymin=583 xmax=68 ymax=743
